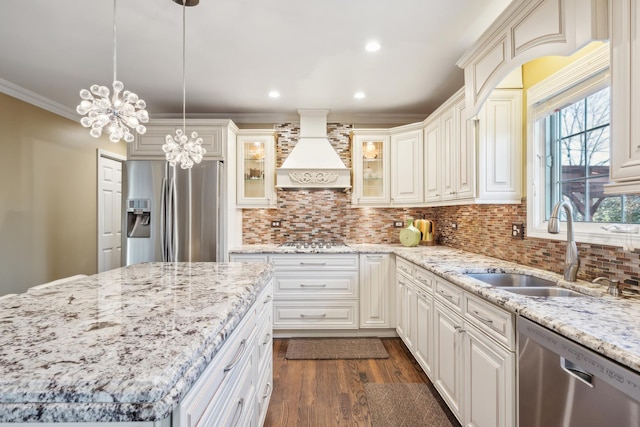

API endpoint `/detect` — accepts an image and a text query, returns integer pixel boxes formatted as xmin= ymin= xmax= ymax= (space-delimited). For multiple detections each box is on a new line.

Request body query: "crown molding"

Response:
xmin=152 ymin=111 xmax=427 ymax=125
xmin=0 ymin=77 xmax=79 ymax=122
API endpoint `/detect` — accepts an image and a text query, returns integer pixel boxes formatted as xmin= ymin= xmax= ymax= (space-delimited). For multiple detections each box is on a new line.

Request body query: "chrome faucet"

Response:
xmin=548 ymin=201 xmax=579 ymax=281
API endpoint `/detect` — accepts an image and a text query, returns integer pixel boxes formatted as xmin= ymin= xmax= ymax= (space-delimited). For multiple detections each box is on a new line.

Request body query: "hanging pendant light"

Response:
xmin=162 ymin=0 xmax=206 ymax=169
xmin=76 ymin=0 xmax=149 ymax=143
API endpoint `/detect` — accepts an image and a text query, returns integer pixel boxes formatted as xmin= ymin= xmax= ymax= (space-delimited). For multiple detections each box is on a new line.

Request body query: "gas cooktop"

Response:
xmin=277 ymin=241 xmax=349 ymax=251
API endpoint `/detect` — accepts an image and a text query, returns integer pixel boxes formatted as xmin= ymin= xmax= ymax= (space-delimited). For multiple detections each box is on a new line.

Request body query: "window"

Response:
xmin=527 ymin=43 xmax=639 ymax=246
xmin=545 ymin=87 xmax=640 ymax=224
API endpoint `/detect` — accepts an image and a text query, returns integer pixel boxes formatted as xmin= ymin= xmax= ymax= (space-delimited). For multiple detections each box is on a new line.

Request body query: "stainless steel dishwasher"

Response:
xmin=518 ymin=317 xmax=640 ymax=427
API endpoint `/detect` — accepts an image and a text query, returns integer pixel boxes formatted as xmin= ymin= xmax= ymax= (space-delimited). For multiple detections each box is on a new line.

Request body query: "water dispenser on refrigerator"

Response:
xmin=126 ymin=199 xmax=151 ymax=238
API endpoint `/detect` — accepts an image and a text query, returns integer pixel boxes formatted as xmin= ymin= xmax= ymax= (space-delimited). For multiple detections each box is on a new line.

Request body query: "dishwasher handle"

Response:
xmin=560 ymin=357 xmax=594 ymax=388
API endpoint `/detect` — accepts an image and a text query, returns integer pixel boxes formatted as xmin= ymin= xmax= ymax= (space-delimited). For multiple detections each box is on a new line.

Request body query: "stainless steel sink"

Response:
xmin=466 ymin=273 xmax=556 ymax=288
xmin=497 ymin=287 xmax=586 ymax=297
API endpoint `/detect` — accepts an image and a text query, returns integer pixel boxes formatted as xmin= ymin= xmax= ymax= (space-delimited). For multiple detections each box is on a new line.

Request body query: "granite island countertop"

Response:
xmin=230 ymin=244 xmax=640 ymax=373
xmin=0 ymin=262 xmax=273 ymax=423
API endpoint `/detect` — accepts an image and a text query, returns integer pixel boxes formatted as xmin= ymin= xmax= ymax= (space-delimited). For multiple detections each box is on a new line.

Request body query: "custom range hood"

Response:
xmin=276 ymin=109 xmax=351 ymax=189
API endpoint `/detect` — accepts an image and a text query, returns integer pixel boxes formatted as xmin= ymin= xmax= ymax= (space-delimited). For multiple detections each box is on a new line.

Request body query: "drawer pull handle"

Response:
xmin=263 ymin=382 xmax=273 ymax=399
xmin=262 ymin=333 xmax=272 ymax=345
xmin=300 ymin=313 xmax=327 ymax=319
xmin=300 ymin=283 xmax=327 ymax=288
xmin=472 ymin=310 xmax=493 ymax=324
xmin=223 ymin=339 xmax=247 ymax=373
xmin=454 ymin=325 xmax=466 ymax=333
xmin=439 ymin=290 xmax=454 ymax=300
xmin=263 ymin=295 xmax=272 ymax=303
xmin=231 ymin=398 xmax=245 ymax=427
xmin=300 ymin=262 xmax=327 ymax=266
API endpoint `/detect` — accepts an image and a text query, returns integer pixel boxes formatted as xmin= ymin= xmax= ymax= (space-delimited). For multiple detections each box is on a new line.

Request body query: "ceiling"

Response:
xmin=0 ymin=0 xmax=512 ymax=124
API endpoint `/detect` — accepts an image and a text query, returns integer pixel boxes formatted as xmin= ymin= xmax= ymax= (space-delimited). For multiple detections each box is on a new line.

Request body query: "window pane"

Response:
xmin=560 ymin=135 xmax=586 ymax=167
xmin=560 ymin=181 xmax=586 ymax=221
xmin=587 ymin=178 xmax=616 ymax=222
xmin=586 ymin=87 xmax=610 ymax=129
xmin=586 ymin=127 xmax=610 ymax=167
xmin=559 ymin=99 xmax=585 ymax=137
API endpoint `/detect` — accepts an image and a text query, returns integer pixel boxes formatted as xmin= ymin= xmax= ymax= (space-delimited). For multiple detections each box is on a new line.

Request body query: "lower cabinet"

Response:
xmin=396 ymin=256 xmax=515 ymax=427
xmin=434 ymin=300 xmax=464 ymax=419
xmin=231 ymin=252 xmax=396 ymax=335
xmin=172 ymin=280 xmax=273 ymax=427
xmin=414 ymin=284 xmax=434 ymax=378
xmin=360 ymin=254 xmax=393 ymax=328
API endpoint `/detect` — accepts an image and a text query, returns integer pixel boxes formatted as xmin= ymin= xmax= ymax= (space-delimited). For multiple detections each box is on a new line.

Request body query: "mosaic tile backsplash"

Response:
xmin=241 ymin=123 xmax=640 ymax=287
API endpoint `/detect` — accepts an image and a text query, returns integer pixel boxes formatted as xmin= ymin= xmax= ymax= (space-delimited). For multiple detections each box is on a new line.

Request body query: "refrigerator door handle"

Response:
xmin=160 ymin=176 xmax=168 ymax=262
xmin=168 ymin=175 xmax=177 ymax=262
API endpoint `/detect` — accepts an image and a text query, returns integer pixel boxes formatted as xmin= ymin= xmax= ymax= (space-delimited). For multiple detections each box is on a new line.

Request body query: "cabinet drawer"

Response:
xmin=230 ymin=254 xmax=269 ymax=263
xmin=176 ymin=304 xmax=256 ymax=427
xmin=396 ymin=257 xmax=414 ymax=277
xmin=414 ymin=266 xmax=434 ymax=292
xmin=464 ymin=293 xmax=515 ymax=350
xmin=274 ymin=272 xmax=358 ymax=298
xmin=256 ymin=357 xmax=273 ymax=427
xmin=257 ymin=311 xmax=273 ymax=366
xmin=434 ymin=279 xmax=463 ymax=313
xmin=271 ymin=254 xmax=359 ymax=270
xmin=201 ymin=343 xmax=256 ymax=427
xmin=273 ymin=301 xmax=359 ymax=329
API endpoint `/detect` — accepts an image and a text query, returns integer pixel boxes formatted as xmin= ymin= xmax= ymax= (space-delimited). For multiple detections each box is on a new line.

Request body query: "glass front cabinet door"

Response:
xmin=237 ymin=131 xmax=276 ymax=207
xmin=351 ymin=130 xmax=391 ymax=206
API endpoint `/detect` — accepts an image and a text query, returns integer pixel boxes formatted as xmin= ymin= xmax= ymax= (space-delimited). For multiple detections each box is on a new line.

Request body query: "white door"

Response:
xmin=360 ymin=254 xmax=391 ymax=328
xmin=98 ymin=150 xmax=125 ymax=272
xmin=414 ymin=288 xmax=434 ymax=378
xmin=434 ymin=301 xmax=463 ymax=419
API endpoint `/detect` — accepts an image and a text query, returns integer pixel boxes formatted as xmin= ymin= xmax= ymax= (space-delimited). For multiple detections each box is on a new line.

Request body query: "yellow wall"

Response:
xmin=0 ymin=93 xmax=126 ymax=294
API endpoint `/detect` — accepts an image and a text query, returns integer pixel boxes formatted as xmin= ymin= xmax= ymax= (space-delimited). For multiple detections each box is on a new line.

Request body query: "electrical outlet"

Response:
xmin=271 ymin=220 xmax=281 ymax=228
xmin=451 ymin=222 xmax=458 ymax=229
xmin=512 ymin=223 xmax=524 ymax=239
xmin=393 ymin=220 xmax=404 ymax=228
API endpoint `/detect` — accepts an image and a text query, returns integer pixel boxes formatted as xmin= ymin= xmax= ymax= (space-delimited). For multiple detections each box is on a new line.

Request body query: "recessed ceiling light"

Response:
xmin=365 ymin=41 xmax=381 ymax=52
xmin=354 ymin=91 xmax=366 ymax=99
xmin=268 ymin=90 xmax=280 ymax=98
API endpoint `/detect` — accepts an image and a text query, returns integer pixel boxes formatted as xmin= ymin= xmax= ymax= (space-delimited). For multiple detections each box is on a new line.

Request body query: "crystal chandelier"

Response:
xmin=76 ymin=0 xmax=149 ymax=143
xmin=163 ymin=0 xmax=206 ymax=169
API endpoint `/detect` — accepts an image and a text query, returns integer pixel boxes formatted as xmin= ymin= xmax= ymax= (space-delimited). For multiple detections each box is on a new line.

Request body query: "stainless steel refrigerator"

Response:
xmin=122 ymin=160 xmax=223 ymax=265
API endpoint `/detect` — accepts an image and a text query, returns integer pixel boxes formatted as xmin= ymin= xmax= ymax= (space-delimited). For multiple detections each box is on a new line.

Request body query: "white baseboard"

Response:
xmin=273 ymin=328 xmax=398 ymax=339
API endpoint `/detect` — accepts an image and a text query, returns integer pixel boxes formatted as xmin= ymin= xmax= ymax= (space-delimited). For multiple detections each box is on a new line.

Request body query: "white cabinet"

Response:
xmin=351 ymin=131 xmax=391 ymax=206
xmin=360 ymin=254 xmax=393 ymax=328
xmin=395 ymin=257 xmax=516 ymax=427
xmin=606 ymin=0 xmax=640 ymax=194
xmin=390 ymin=127 xmax=424 ymax=205
xmin=270 ymin=254 xmax=360 ymax=330
xmin=424 ymin=88 xmax=477 ymax=206
xmin=463 ymin=322 xmax=515 ymax=427
xmin=129 ymin=119 xmax=229 ymax=160
xmin=414 ymin=283 xmax=433 ymax=378
xmin=236 ymin=131 xmax=276 ymax=208
xmin=173 ymin=280 xmax=273 ymax=427
xmin=433 ymin=300 xmax=464 ymax=420
xmin=476 ymin=89 xmax=523 ymax=203
xmin=395 ymin=271 xmax=413 ymax=349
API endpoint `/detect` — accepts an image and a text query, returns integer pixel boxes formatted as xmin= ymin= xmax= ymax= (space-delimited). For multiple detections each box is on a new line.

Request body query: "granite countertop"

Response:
xmin=0 ymin=262 xmax=273 ymax=423
xmin=230 ymin=244 xmax=640 ymax=373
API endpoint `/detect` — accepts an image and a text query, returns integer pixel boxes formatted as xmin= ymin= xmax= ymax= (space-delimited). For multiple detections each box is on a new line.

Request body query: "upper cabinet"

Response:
xmin=236 ymin=131 xmax=276 ymax=208
xmin=456 ymin=0 xmax=608 ymax=117
xmin=424 ymin=89 xmax=476 ymax=204
xmin=390 ymin=126 xmax=424 ymax=206
xmin=606 ymin=0 xmax=640 ymax=194
xmin=476 ymin=89 xmax=522 ymax=203
xmin=129 ymin=119 xmax=228 ymax=160
xmin=351 ymin=124 xmax=423 ymax=207
xmin=351 ymin=131 xmax=391 ymax=206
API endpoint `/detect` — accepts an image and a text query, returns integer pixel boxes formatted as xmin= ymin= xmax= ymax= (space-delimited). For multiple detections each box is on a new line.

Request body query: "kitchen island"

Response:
xmin=0 ymin=262 xmax=273 ymax=426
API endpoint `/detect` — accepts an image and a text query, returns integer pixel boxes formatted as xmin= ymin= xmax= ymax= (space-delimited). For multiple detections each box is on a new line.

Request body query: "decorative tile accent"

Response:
xmin=243 ymin=122 xmax=639 ymax=287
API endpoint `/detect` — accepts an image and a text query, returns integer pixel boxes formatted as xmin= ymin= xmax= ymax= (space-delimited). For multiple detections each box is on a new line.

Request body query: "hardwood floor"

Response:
xmin=264 ymin=338 xmax=455 ymax=427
